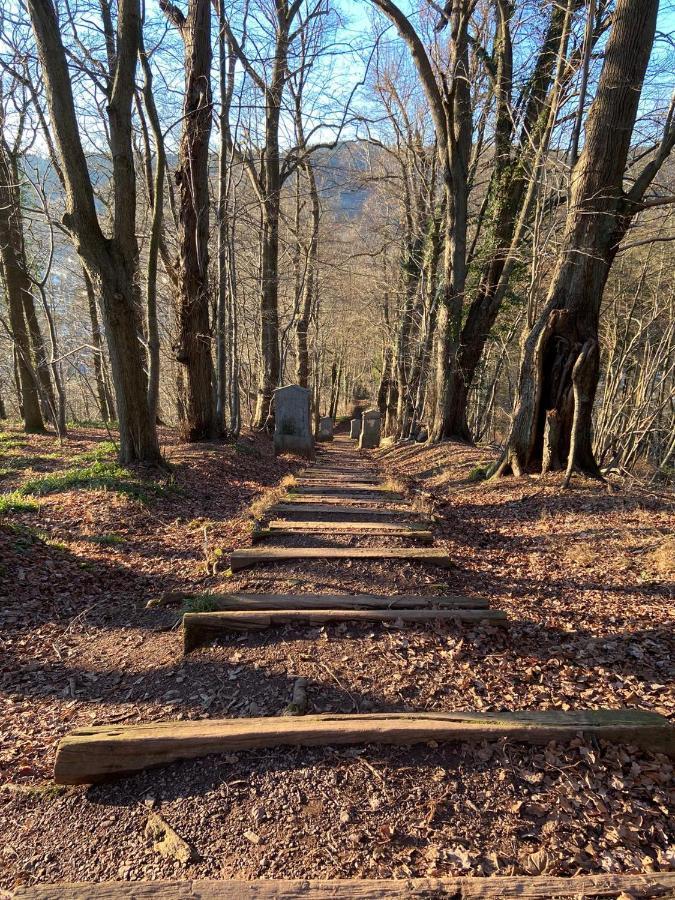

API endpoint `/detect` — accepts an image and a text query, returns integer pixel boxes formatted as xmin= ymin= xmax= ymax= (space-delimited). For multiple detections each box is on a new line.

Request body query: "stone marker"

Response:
xmin=318 ymin=416 xmax=334 ymax=441
xmin=350 ymin=418 xmax=362 ymax=439
xmin=273 ymin=385 xmax=314 ymax=459
xmin=359 ymin=408 xmax=381 ymax=449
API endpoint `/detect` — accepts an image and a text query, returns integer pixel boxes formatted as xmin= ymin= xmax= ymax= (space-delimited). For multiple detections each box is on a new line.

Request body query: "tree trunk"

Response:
xmin=429 ymin=2 xmax=471 ymax=443
xmin=163 ymin=0 xmax=216 ymax=441
xmin=139 ymin=28 xmax=165 ymax=428
xmin=499 ymin=0 xmax=660 ymax=477
xmin=83 ymin=269 xmax=114 ymax=422
xmin=28 ymin=0 xmax=161 ymax=464
xmin=295 ymin=163 xmax=320 ymax=389
xmin=0 ymin=128 xmax=45 ymax=433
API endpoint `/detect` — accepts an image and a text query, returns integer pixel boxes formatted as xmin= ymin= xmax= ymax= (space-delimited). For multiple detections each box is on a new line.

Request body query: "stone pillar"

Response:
xmin=273 ymin=385 xmax=314 ymax=459
xmin=318 ymin=416 xmax=334 ymax=441
xmin=350 ymin=418 xmax=362 ymax=439
xmin=359 ymin=408 xmax=381 ymax=449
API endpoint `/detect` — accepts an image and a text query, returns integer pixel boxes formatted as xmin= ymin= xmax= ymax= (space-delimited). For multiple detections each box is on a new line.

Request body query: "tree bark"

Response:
xmin=499 ymin=0 xmax=662 ymax=477
xmin=27 ymin=0 xmax=161 ymax=463
xmin=0 ymin=121 xmax=45 ymax=433
xmin=162 ymin=0 xmax=216 ymax=441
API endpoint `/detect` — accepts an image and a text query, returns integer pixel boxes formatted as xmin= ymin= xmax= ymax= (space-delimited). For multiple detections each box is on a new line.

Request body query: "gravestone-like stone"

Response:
xmin=350 ymin=418 xmax=362 ymax=439
xmin=318 ymin=416 xmax=334 ymax=442
xmin=359 ymin=409 xmax=381 ymax=449
xmin=273 ymin=385 xmax=314 ymax=459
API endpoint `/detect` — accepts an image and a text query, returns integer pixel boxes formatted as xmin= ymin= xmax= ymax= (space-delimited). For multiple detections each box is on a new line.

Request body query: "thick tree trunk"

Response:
xmin=0 ymin=133 xmax=45 ymax=433
xmin=377 ymin=346 xmax=392 ymax=421
xmin=499 ymin=0 xmax=660 ymax=478
xmin=28 ymin=0 xmax=161 ymax=463
xmin=429 ymin=4 xmax=471 ymax=443
xmin=253 ymin=189 xmax=281 ymax=428
xmin=164 ymin=0 xmax=216 ymax=441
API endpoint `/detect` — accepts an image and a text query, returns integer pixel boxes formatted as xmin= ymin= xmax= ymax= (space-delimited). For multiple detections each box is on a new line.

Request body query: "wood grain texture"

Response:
xmin=13 ymin=873 xmax=675 ymax=898
xmin=294 ymin=486 xmax=402 ymax=498
xmin=180 ymin=593 xmax=489 ymax=611
xmin=53 ymin=709 xmax=675 ymax=784
xmin=229 ymin=547 xmax=451 ymax=571
xmin=271 ymin=503 xmax=423 ymax=519
xmin=254 ymin=525 xmax=433 ymax=542
xmin=183 ymin=608 xmax=506 ymax=648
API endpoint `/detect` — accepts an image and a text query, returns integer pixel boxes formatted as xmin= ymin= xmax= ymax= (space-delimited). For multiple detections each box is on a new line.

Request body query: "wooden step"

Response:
xmin=297 ymin=474 xmax=380 ymax=484
xmin=294 ymin=486 xmax=402 ymax=499
xmin=285 ymin=493 xmax=404 ymax=505
xmin=254 ymin=522 xmax=433 ymax=542
xmin=53 ymin=709 xmax=675 ymax=784
xmin=14 ymin=874 xmax=675 ymax=899
xmin=271 ymin=503 xmax=424 ymax=519
xmin=291 ymin=479 xmax=390 ymax=496
xmin=183 ymin=608 xmax=506 ymax=649
xmin=179 ymin=592 xmax=489 ymax=611
xmin=230 ymin=547 xmax=452 ymax=571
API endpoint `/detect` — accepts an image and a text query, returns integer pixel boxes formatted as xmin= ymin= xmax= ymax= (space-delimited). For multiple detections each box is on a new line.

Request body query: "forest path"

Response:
xmin=53 ymin=436 xmax=673 ymax=787
xmin=12 ymin=433 xmax=675 ymax=897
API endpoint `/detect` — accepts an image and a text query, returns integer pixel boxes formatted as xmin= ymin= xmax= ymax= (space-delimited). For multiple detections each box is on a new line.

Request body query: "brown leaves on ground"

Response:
xmin=0 ymin=429 xmax=673 ymax=890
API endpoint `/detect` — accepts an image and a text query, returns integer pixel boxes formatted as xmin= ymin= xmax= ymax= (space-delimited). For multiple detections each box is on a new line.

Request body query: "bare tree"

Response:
xmin=497 ymin=0 xmax=674 ymax=478
xmin=161 ymin=0 xmax=217 ymax=440
xmin=26 ymin=0 xmax=161 ymax=462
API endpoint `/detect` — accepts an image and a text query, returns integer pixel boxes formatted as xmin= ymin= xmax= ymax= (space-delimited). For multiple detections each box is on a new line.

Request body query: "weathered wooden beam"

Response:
xmin=180 ymin=593 xmax=489 ymax=611
xmin=270 ymin=503 xmax=424 ymax=519
xmin=294 ymin=486 xmax=401 ymax=497
xmin=284 ymin=492 xmax=403 ymax=504
xmin=230 ymin=547 xmax=452 ymax=571
xmin=54 ymin=709 xmax=675 ymax=785
xmin=183 ymin=608 xmax=506 ymax=650
xmin=269 ymin=520 xmax=430 ymax=533
xmin=13 ymin=873 xmax=675 ymax=899
xmin=253 ymin=524 xmax=433 ymax=543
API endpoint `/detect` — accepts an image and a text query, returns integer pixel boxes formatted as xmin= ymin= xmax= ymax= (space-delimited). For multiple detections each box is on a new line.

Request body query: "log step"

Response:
xmin=254 ymin=522 xmax=433 ymax=542
xmin=230 ymin=547 xmax=452 ymax=571
xmin=294 ymin=485 xmax=396 ymax=495
xmin=270 ymin=519 xmax=430 ymax=532
xmin=271 ymin=503 xmax=423 ymax=519
xmin=53 ymin=709 xmax=675 ymax=784
xmin=285 ymin=492 xmax=404 ymax=504
xmin=183 ymin=608 xmax=506 ymax=650
xmin=13 ymin=874 xmax=675 ymax=899
xmin=179 ymin=592 xmax=489 ymax=611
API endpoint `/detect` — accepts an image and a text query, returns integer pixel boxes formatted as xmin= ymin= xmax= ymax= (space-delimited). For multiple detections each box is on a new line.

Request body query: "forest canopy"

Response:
xmin=0 ymin=0 xmax=673 ymax=479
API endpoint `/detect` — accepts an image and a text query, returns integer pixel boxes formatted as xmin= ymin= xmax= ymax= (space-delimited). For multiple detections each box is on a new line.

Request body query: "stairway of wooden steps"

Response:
xmin=15 ymin=873 xmax=675 ymax=899
xmin=184 ymin=608 xmax=506 ymax=650
xmin=53 ymin=709 xmax=675 ymax=785
xmin=230 ymin=546 xmax=452 ymax=571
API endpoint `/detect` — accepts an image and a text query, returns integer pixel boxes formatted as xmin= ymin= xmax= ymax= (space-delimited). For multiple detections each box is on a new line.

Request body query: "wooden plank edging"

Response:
xmin=53 ymin=709 xmax=675 ymax=784
xmin=12 ymin=873 xmax=675 ymax=898
xmin=230 ymin=547 xmax=451 ymax=571
xmin=183 ymin=608 xmax=506 ymax=650
xmin=179 ymin=593 xmax=489 ymax=611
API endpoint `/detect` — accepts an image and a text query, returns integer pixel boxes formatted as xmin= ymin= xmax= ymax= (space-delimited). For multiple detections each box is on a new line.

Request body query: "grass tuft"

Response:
xmin=182 ymin=595 xmax=219 ymax=613
xmin=0 ymin=492 xmax=39 ymax=514
xmin=86 ymin=533 xmax=126 ymax=545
